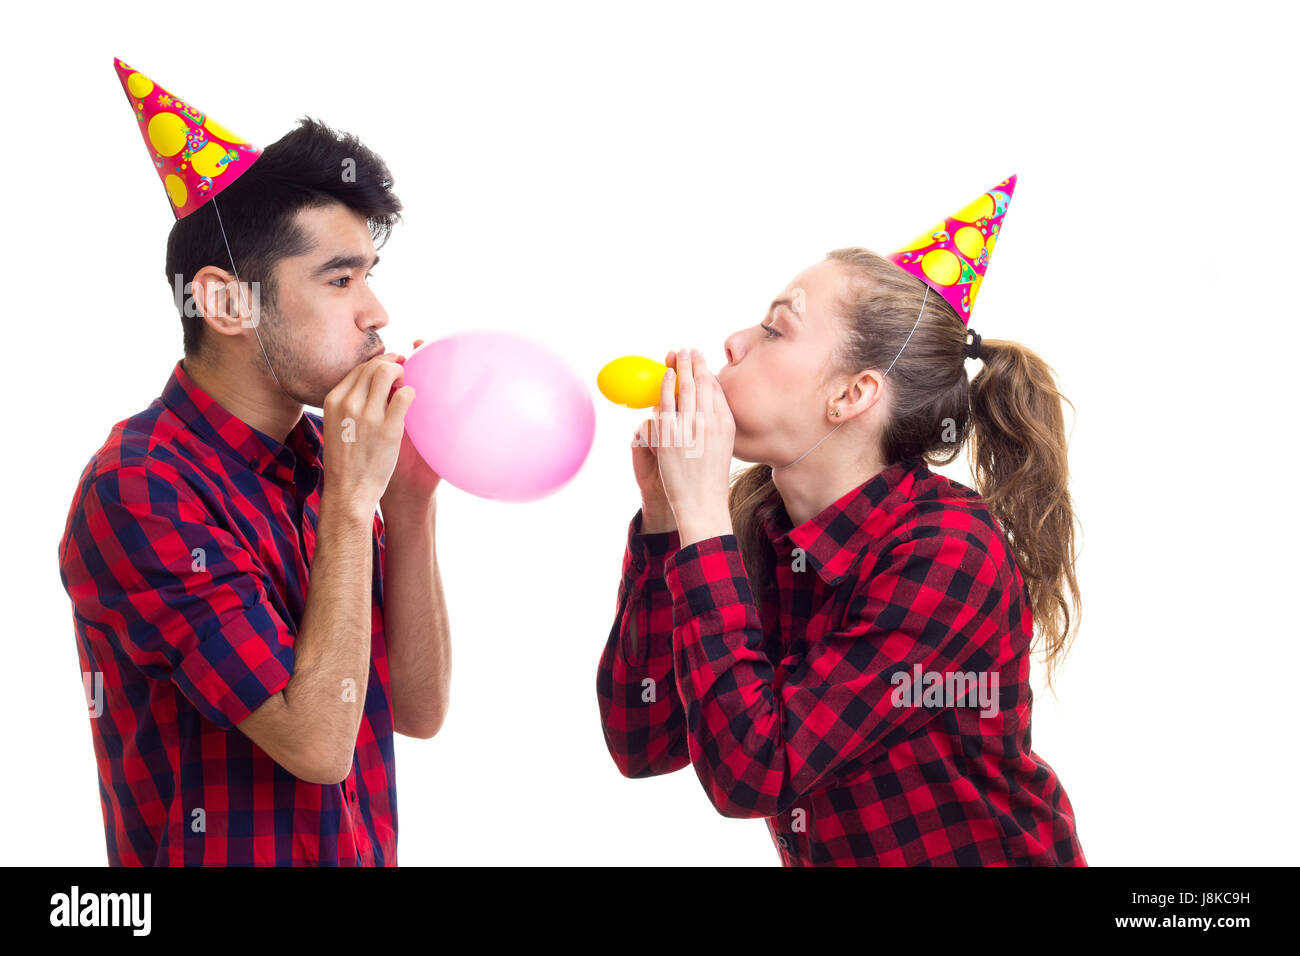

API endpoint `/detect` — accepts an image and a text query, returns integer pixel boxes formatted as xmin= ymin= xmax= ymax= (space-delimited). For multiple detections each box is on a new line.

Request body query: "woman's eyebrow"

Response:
xmin=769 ymin=297 xmax=802 ymax=323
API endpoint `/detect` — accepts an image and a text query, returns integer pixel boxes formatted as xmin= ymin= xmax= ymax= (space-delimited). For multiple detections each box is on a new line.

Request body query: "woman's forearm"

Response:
xmin=640 ymin=500 xmax=677 ymax=533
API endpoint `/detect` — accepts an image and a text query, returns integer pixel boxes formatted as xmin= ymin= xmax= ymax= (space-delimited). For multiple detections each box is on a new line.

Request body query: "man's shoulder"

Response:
xmin=59 ymin=397 xmax=212 ymax=558
xmin=75 ymin=398 xmax=200 ymax=492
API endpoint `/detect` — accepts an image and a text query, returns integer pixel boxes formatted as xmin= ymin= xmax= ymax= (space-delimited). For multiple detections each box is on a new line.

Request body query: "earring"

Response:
xmin=832 ymin=409 xmax=841 ymax=418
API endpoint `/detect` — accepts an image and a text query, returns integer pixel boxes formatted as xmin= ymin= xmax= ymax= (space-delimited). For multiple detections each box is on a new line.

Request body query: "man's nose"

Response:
xmin=363 ymin=291 xmax=390 ymax=330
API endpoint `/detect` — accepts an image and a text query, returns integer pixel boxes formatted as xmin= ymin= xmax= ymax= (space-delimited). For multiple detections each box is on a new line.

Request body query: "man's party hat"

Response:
xmin=112 ymin=58 xmax=262 ymax=219
xmin=887 ymin=174 xmax=1017 ymax=324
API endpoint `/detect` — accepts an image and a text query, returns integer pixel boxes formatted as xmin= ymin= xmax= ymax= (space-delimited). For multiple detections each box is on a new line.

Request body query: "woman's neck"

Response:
xmin=771 ymin=452 xmax=887 ymax=527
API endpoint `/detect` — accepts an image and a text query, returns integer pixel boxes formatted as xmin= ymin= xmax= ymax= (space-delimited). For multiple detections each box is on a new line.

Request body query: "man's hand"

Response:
xmin=382 ymin=339 xmax=441 ymax=509
xmin=322 ymin=353 xmax=416 ymax=518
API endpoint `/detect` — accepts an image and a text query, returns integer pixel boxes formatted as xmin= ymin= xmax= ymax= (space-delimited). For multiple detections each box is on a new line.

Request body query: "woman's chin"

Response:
xmin=730 ymin=434 xmax=760 ymax=465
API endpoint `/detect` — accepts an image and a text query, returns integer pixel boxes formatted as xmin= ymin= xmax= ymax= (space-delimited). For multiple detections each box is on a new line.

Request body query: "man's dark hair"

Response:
xmin=165 ymin=116 xmax=403 ymax=360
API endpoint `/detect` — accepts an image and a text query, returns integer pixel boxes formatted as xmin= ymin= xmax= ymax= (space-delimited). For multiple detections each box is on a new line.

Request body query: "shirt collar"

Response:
xmin=160 ymin=359 xmax=323 ymax=483
xmin=760 ymin=456 xmax=927 ymax=586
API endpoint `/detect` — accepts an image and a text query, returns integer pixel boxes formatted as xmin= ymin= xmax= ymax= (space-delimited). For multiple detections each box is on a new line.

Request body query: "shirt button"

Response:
xmin=776 ymin=835 xmax=789 ymax=849
xmin=633 ymin=556 xmax=646 ymax=571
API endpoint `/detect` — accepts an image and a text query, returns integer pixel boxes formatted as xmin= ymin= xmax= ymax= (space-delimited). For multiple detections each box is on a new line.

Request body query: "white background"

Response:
xmin=1 ymin=0 xmax=1295 ymax=866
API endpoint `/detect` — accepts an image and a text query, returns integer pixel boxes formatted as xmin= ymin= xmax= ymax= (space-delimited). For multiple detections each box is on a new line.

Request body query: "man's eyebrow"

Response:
xmin=769 ymin=297 xmax=801 ymax=322
xmin=312 ymin=253 xmax=380 ymax=278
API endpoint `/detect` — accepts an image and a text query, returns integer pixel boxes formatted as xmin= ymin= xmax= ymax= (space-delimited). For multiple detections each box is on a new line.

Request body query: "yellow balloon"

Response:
xmin=597 ymin=355 xmax=679 ymax=408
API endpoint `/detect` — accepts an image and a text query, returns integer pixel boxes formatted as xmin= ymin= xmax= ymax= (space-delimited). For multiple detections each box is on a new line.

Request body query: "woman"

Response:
xmin=595 ymin=234 xmax=1086 ymax=866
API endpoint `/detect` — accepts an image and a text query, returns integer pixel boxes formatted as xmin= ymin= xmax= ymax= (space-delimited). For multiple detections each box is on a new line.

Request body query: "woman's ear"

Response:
xmin=839 ymin=369 xmax=884 ymax=419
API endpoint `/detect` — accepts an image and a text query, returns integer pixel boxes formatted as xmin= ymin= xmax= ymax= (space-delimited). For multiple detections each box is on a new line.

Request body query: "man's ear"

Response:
xmin=191 ymin=266 xmax=251 ymax=333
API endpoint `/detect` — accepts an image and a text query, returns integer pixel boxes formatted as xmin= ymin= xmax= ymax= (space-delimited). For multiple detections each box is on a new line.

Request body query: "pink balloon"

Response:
xmin=399 ymin=331 xmax=595 ymax=502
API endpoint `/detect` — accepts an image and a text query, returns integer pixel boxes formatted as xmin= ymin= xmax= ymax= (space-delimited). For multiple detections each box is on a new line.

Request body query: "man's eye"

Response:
xmin=761 ymin=323 xmax=780 ymax=338
xmin=332 ymin=270 xmax=376 ymax=288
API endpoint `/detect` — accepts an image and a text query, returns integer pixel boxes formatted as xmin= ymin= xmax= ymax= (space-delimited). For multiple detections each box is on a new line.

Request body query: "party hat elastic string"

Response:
xmin=112 ymin=58 xmax=288 ymax=398
xmin=883 ymin=283 xmax=929 ymax=377
xmin=771 ymin=420 xmax=846 ymax=471
xmin=211 ymin=196 xmax=290 ymax=398
xmin=772 ymin=284 xmax=928 ymax=471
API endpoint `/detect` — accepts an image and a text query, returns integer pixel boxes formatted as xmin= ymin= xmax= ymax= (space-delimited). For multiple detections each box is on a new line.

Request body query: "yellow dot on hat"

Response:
xmin=147 ymin=112 xmax=190 ymax=157
xmin=164 ymin=174 xmax=187 ymax=208
xmin=954 ymin=226 xmax=984 ymax=260
xmin=920 ymin=248 xmax=961 ymax=287
xmin=952 ymin=193 xmax=995 ymax=224
xmin=190 ymin=140 xmax=234 ymax=178
xmin=203 ymin=118 xmax=245 ymax=144
xmin=126 ymin=73 xmax=154 ymax=99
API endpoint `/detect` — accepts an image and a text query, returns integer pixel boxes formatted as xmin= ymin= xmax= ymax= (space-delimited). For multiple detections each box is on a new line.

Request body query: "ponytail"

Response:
xmin=968 ymin=338 xmax=1081 ymax=694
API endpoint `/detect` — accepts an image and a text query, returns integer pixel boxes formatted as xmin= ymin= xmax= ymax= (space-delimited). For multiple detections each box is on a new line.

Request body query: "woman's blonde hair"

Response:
xmin=728 ymin=247 xmax=1081 ymax=693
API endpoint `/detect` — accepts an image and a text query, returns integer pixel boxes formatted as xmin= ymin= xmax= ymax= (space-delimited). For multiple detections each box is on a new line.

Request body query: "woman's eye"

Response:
xmin=761 ymin=323 xmax=780 ymax=338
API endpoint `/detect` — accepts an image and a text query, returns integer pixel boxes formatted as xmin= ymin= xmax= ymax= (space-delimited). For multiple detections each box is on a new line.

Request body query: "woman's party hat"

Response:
xmin=112 ymin=58 xmax=262 ymax=219
xmin=887 ymin=174 xmax=1017 ymax=324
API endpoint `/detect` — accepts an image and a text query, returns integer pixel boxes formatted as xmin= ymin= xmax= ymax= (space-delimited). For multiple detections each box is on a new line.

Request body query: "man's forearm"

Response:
xmin=380 ymin=495 xmax=450 ymax=737
xmin=285 ymin=492 xmax=375 ymax=778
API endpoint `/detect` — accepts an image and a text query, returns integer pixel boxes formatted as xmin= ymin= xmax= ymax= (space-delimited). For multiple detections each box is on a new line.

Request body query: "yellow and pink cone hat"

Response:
xmin=112 ymin=58 xmax=261 ymax=219
xmin=887 ymin=174 xmax=1017 ymax=325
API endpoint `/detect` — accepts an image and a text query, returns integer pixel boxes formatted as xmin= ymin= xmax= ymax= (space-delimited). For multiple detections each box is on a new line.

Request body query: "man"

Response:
xmin=57 ymin=64 xmax=448 ymax=865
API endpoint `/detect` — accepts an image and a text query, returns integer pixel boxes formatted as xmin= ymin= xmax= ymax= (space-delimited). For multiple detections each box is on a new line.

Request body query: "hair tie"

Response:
xmin=964 ymin=329 xmax=982 ymax=361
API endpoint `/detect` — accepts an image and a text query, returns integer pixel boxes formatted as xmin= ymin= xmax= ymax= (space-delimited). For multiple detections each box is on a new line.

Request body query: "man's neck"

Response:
xmin=182 ymin=355 xmax=303 ymax=445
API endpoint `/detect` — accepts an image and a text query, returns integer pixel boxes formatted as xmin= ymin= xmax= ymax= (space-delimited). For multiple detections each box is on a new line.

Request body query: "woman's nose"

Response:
xmin=724 ymin=333 xmax=741 ymax=365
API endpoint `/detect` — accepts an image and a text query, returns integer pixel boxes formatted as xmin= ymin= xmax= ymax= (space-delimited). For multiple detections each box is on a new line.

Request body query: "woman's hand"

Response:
xmin=631 ymin=351 xmax=678 ymax=532
xmin=651 ymin=348 xmax=736 ymax=546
